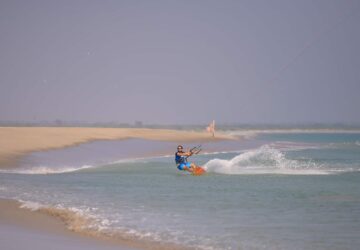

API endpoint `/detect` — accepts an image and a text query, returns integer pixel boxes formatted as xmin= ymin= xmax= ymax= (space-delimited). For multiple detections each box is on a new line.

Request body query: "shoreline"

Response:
xmin=0 ymin=127 xmax=234 ymax=169
xmin=0 ymin=198 xmax=189 ymax=250
xmin=226 ymin=128 xmax=360 ymax=135
xmin=0 ymin=198 xmax=133 ymax=250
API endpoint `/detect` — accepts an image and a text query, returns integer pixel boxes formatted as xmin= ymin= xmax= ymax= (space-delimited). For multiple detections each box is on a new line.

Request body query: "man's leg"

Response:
xmin=183 ymin=166 xmax=194 ymax=173
xmin=190 ymin=163 xmax=199 ymax=169
xmin=185 ymin=162 xmax=195 ymax=173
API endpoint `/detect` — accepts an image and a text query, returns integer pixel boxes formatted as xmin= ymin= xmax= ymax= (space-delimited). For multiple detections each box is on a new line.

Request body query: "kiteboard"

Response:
xmin=192 ymin=166 xmax=206 ymax=176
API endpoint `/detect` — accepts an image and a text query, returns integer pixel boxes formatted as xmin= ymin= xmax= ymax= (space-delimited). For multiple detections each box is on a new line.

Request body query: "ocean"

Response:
xmin=1 ymin=131 xmax=360 ymax=250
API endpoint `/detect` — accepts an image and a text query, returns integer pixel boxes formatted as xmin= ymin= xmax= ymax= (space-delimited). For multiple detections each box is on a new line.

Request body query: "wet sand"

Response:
xmin=0 ymin=199 xmax=142 ymax=250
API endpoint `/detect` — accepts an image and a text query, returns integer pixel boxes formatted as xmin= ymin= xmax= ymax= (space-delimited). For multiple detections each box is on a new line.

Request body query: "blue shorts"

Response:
xmin=177 ymin=162 xmax=192 ymax=171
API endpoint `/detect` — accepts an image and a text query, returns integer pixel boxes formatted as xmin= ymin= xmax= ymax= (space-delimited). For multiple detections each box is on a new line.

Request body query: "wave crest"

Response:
xmin=0 ymin=165 xmax=94 ymax=175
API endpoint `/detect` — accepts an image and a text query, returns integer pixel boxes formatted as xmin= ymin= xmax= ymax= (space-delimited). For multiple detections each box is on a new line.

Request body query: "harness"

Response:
xmin=175 ymin=153 xmax=187 ymax=166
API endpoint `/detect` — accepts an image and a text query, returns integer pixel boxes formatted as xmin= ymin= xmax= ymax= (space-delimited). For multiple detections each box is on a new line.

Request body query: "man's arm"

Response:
xmin=177 ymin=151 xmax=193 ymax=157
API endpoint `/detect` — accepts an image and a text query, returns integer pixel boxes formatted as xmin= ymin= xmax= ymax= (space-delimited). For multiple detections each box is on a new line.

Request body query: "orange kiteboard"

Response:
xmin=192 ymin=166 xmax=206 ymax=176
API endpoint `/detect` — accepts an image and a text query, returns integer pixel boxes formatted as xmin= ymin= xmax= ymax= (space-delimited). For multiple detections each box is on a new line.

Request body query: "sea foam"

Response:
xmin=204 ymin=145 xmax=331 ymax=175
xmin=17 ymin=199 xmax=188 ymax=249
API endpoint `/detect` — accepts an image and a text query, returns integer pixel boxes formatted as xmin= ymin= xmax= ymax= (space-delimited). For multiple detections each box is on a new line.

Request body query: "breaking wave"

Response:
xmin=19 ymin=200 xmax=108 ymax=234
xmin=203 ymin=145 xmax=352 ymax=175
xmin=17 ymin=200 xmax=188 ymax=249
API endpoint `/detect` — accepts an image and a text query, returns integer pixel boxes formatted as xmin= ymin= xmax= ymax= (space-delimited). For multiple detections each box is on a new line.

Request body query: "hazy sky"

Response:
xmin=1 ymin=0 xmax=359 ymax=124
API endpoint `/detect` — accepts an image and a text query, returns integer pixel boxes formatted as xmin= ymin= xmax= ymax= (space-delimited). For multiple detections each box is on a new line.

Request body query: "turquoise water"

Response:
xmin=1 ymin=132 xmax=360 ymax=249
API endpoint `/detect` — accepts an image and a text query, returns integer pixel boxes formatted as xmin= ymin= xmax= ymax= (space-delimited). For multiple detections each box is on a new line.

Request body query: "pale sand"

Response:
xmin=0 ymin=127 xmax=233 ymax=168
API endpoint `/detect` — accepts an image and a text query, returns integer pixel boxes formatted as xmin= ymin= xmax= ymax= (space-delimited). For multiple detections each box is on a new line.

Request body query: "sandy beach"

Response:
xmin=0 ymin=127 xmax=232 ymax=169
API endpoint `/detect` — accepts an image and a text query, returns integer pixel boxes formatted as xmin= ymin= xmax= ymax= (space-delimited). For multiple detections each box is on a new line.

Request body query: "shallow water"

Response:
xmin=1 ymin=132 xmax=360 ymax=249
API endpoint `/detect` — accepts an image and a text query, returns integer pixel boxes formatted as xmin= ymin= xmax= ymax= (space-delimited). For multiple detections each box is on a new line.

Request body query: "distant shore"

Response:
xmin=2 ymin=126 xmax=359 ymax=169
xmin=0 ymin=127 xmax=233 ymax=169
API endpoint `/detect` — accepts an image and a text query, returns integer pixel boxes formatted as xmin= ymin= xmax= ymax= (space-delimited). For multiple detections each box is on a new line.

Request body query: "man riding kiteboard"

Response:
xmin=175 ymin=145 xmax=202 ymax=173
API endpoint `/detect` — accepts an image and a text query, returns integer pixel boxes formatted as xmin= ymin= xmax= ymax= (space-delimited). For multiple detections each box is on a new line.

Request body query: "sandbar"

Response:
xmin=0 ymin=127 xmax=233 ymax=168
